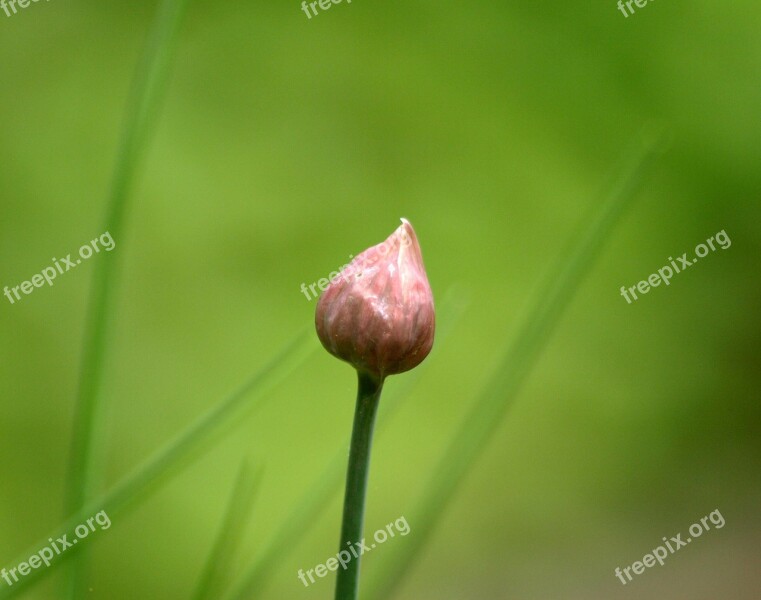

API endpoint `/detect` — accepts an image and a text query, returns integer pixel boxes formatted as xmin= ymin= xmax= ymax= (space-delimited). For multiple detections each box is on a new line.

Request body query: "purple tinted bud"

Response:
xmin=315 ymin=219 xmax=435 ymax=379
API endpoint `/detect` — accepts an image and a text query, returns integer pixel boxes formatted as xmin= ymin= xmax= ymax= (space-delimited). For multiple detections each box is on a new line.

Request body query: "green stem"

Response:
xmin=63 ymin=1 xmax=190 ymax=597
xmin=334 ymin=371 xmax=384 ymax=600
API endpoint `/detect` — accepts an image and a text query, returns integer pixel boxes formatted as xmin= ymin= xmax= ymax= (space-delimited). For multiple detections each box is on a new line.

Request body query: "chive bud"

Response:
xmin=315 ymin=218 xmax=435 ymax=380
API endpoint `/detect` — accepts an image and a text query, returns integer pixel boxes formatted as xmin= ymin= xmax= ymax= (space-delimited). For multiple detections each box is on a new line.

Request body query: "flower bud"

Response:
xmin=315 ymin=218 xmax=435 ymax=380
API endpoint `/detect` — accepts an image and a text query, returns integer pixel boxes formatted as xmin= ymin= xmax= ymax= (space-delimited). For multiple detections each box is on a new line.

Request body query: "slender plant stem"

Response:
xmin=65 ymin=0 xmax=190 ymax=519
xmin=334 ymin=371 xmax=384 ymax=600
xmin=63 ymin=0 xmax=191 ymax=596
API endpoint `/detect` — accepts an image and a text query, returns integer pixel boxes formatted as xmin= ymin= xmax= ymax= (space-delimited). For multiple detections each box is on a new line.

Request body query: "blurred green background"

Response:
xmin=1 ymin=0 xmax=760 ymax=598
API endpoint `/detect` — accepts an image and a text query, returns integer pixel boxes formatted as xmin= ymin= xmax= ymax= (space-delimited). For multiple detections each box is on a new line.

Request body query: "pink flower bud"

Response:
xmin=315 ymin=218 xmax=435 ymax=380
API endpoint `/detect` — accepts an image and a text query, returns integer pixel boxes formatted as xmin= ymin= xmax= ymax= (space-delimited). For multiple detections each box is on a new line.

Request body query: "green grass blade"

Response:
xmin=366 ymin=133 xmax=665 ymax=600
xmin=65 ymin=0 xmax=192 ymax=596
xmin=223 ymin=288 xmax=470 ymax=600
xmin=0 ymin=330 xmax=315 ymax=600
xmin=192 ymin=461 xmax=264 ymax=600
xmin=66 ymin=0 xmax=192 ymax=516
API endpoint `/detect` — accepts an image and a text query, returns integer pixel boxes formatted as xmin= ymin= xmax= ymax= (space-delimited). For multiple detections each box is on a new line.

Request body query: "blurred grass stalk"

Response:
xmin=0 ymin=330 xmax=315 ymax=600
xmin=365 ymin=131 xmax=666 ymax=599
xmin=63 ymin=0 xmax=192 ymax=597
xmin=192 ymin=461 xmax=263 ymax=600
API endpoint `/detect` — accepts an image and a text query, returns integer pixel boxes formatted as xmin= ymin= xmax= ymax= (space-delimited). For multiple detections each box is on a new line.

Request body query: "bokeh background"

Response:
xmin=1 ymin=0 xmax=760 ymax=598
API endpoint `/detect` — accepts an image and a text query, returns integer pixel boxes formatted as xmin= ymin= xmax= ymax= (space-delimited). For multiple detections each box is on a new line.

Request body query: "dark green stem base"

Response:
xmin=334 ymin=371 xmax=384 ymax=600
